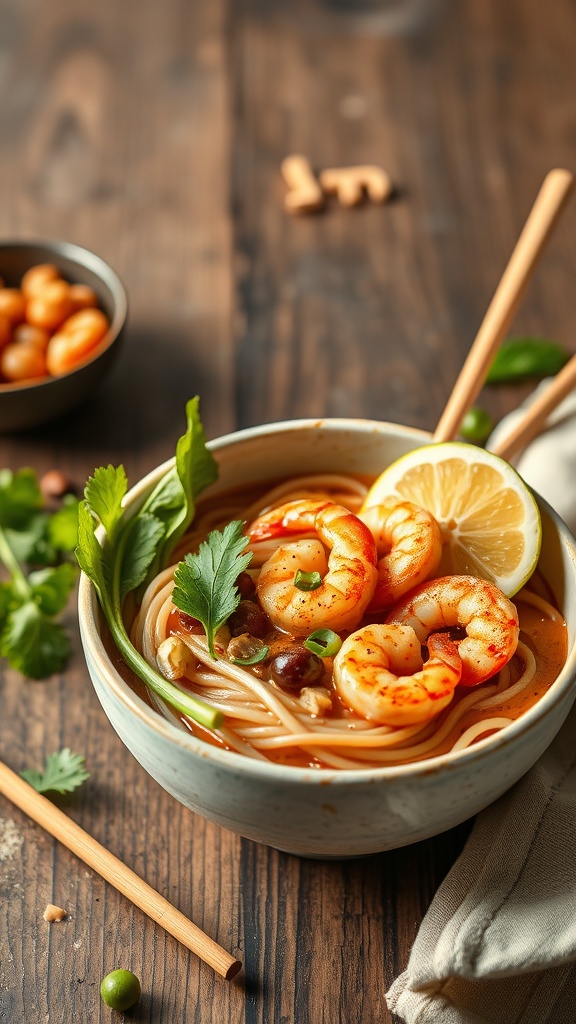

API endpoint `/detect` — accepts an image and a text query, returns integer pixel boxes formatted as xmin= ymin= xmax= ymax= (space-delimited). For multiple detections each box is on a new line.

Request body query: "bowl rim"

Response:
xmin=78 ymin=416 xmax=576 ymax=785
xmin=0 ymin=238 xmax=127 ymax=393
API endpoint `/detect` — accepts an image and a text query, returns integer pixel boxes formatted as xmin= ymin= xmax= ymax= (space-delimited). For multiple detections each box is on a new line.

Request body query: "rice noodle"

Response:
xmin=516 ymin=588 xmax=565 ymax=623
xmin=126 ymin=473 xmax=565 ymax=770
xmin=451 ymin=719 xmax=514 ymax=752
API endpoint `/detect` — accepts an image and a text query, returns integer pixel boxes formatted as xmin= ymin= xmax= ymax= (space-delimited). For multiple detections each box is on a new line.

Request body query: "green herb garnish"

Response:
xmin=75 ymin=398 xmax=224 ymax=730
xmin=294 ymin=569 xmax=322 ymax=592
xmin=172 ymin=521 xmax=252 ymax=659
xmin=0 ymin=470 xmax=78 ymax=678
xmin=231 ymin=645 xmax=270 ymax=666
xmin=20 ymin=748 xmax=89 ymax=794
xmin=303 ymin=628 xmax=342 ymax=658
xmin=487 ymin=337 xmax=569 ymax=383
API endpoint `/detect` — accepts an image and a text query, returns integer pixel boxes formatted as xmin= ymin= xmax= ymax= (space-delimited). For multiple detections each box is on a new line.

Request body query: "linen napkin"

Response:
xmin=386 ymin=384 xmax=576 ymax=1024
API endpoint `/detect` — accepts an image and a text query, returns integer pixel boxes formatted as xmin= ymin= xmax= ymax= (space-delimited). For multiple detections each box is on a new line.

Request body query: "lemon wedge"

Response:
xmin=362 ymin=442 xmax=541 ymax=597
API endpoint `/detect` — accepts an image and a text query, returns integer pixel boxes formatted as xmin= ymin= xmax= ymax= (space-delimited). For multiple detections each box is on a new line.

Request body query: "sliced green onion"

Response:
xmin=304 ymin=628 xmax=342 ymax=658
xmin=231 ymin=645 xmax=270 ymax=666
xmin=294 ymin=570 xmax=322 ymax=591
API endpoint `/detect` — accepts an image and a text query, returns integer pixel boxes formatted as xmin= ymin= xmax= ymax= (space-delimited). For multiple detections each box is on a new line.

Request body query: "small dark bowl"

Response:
xmin=0 ymin=239 xmax=127 ymax=432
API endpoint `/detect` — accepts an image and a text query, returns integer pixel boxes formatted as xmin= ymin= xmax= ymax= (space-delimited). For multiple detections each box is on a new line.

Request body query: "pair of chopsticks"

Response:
xmin=0 ymin=760 xmax=241 ymax=980
xmin=434 ymin=167 xmax=576 ymax=457
xmin=0 ymin=169 xmax=574 ymax=984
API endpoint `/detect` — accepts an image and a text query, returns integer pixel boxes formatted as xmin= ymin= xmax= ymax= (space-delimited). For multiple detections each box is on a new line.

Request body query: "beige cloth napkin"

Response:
xmin=386 ymin=384 xmax=576 ymax=1024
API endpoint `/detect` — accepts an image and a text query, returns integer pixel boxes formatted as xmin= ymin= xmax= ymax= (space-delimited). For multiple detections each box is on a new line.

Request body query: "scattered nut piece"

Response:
xmin=227 ymin=633 xmax=267 ymax=662
xmin=156 ymin=636 xmax=197 ymax=681
xmin=299 ymin=686 xmax=333 ymax=716
xmin=281 ymin=155 xmax=325 ymax=215
xmin=40 ymin=469 xmax=73 ymax=498
xmin=319 ymin=165 xmax=393 ymax=207
xmin=43 ymin=903 xmax=67 ymax=923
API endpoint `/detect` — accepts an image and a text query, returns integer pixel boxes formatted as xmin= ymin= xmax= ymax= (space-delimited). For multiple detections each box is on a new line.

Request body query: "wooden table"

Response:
xmin=1 ymin=0 xmax=575 ymax=1020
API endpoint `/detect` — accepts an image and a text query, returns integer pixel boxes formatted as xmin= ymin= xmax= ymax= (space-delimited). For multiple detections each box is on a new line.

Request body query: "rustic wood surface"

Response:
xmin=1 ymin=0 xmax=576 ymax=1021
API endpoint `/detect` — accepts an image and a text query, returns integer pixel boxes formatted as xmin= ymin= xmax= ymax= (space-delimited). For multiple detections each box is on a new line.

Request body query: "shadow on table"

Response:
xmin=1 ymin=322 xmax=222 ymax=463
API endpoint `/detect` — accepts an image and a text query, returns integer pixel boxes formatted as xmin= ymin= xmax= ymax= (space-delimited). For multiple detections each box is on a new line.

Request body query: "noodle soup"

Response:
xmin=130 ymin=475 xmax=567 ymax=771
xmin=79 ymin=419 xmax=576 ymax=855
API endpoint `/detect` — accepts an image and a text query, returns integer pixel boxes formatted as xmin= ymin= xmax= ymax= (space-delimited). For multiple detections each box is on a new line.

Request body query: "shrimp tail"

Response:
xmin=248 ymin=500 xmax=330 ymax=542
xmin=426 ymin=632 xmax=462 ymax=686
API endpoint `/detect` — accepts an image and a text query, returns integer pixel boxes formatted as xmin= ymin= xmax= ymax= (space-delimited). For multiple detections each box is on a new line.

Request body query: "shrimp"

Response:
xmin=386 ymin=575 xmax=519 ymax=687
xmin=333 ymin=624 xmax=462 ymax=726
xmin=358 ymin=498 xmax=442 ymax=612
xmin=248 ymin=500 xmax=378 ymax=634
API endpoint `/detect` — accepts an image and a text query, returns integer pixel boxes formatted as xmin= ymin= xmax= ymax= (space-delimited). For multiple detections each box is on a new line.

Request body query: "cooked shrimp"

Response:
xmin=249 ymin=500 xmax=378 ymax=634
xmin=386 ymin=575 xmax=519 ymax=687
xmin=333 ymin=624 xmax=462 ymax=726
xmin=358 ymin=498 xmax=442 ymax=612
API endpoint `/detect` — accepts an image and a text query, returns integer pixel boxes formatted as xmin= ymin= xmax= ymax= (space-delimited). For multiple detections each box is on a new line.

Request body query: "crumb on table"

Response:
xmin=43 ymin=903 xmax=67 ymax=923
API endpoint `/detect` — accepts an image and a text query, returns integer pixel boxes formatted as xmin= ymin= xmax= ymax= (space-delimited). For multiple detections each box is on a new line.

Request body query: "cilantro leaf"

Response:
xmin=0 ymin=582 xmax=13 ymax=632
xmin=4 ymin=512 xmax=52 ymax=564
xmin=47 ymin=495 xmax=79 ymax=552
xmin=28 ymin=563 xmax=78 ymax=616
xmin=0 ymin=600 xmax=71 ymax=678
xmin=172 ymin=520 xmax=252 ymax=658
xmin=0 ymin=468 xmax=43 ymax=529
xmin=84 ymin=465 xmax=127 ymax=540
xmin=0 ymin=471 xmax=82 ymax=681
xmin=20 ymin=749 xmax=89 ymax=794
xmin=75 ymin=501 xmax=108 ymax=600
xmin=75 ymin=475 xmax=223 ymax=730
xmin=120 ymin=513 xmax=165 ymax=600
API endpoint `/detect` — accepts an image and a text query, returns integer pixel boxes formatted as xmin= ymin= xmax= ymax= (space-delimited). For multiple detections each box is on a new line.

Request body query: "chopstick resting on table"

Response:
xmin=489 ymin=352 xmax=576 ymax=462
xmin=0 ymin=759 xmax=242 ymax=981
xmin=433 ymin=168 xmax=574 ymax=443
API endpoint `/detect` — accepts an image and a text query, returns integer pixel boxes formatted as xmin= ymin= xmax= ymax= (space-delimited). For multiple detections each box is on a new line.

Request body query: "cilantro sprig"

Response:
xmin=76 ymin=397 xmax=224 ymax=730
xmin=172 ymin=520 xmax=252 ymax=658
xmin=0 ymin=469 xmax=79 ymax=679
xmin=20 ymin=748 xmax=89 ymax=795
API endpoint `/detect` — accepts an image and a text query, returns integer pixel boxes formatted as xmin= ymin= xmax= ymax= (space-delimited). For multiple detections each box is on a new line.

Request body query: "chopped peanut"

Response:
xmin=299 ymin=687 xmax=333 ymax=716
xmin=43 ymin=903 xmax=67 ymax=923
xmin=226 ymin=633 xmax=266 ymax=662
xmin=156 ymin=636 xmax=196 ymax=680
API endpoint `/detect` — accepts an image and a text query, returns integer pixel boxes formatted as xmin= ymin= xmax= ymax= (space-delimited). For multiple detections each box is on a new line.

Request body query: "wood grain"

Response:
xmin=1 ymin=0 xmax=576 ymax=1021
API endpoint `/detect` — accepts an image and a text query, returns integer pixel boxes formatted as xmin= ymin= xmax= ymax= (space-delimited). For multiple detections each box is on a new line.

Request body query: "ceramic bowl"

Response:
xmin=78 ymin=419 xmax=576 ymax=858
xmin=0 ymin=240 xmax=127 ymax=432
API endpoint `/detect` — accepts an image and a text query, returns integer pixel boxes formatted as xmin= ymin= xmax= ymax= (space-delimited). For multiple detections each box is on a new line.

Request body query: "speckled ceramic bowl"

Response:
xmin=78 ymin=420 xmax=576 ymax=858
xmin=0 ymin=240 xmax=126 ymax=431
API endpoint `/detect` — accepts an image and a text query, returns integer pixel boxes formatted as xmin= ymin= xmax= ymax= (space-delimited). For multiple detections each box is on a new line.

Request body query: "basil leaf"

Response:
xmin=138 ymin=397 xmax=218 ymax=590
xmin=487 ymin=337 xmax=569 ymax=383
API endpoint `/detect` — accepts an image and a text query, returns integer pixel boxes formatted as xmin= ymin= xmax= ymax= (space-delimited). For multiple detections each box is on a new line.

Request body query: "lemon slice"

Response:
xmin=362 ymin=442 xmax=541 ymax=597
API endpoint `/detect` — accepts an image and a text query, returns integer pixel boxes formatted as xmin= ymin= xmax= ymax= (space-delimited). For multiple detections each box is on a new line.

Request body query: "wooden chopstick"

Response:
xmin=490 ymin=352 xmax=576 ymax=462
xmin=0 ymin=760 xmax=242 ymax=981
xmin=433 ymin=168 xmax=574 ymax=443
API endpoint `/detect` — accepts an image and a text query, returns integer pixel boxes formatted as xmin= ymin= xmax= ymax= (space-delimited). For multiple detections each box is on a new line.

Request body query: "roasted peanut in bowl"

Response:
xmin=0 ymin=240 xmax=127 ymax=431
